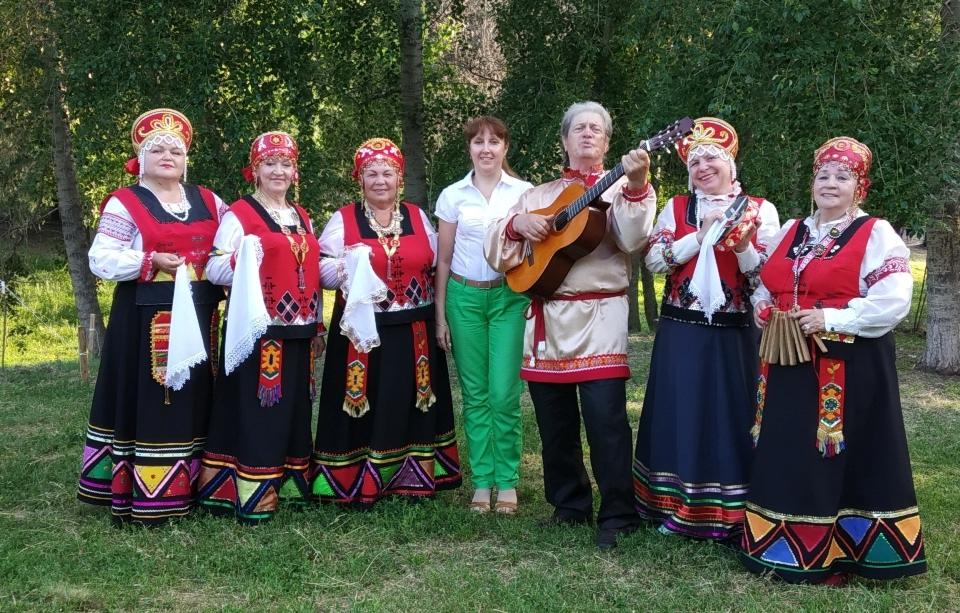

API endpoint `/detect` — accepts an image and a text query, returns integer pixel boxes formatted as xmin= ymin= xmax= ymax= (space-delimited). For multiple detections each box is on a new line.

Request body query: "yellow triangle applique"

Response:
xmin=822 ymin=538 xmax=847 ymax=567
xmin=745 ymin=511 xmax=776 ymax=541
xmin=895 ymin=516 xmax=922 ymax=546
xmin=135 ymin=465 xmax=171 ymax=496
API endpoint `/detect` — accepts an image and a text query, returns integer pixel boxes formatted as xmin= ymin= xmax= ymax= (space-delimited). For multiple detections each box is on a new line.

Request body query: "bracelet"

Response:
xmin=436 ymin=323 xmax=448 ymax=328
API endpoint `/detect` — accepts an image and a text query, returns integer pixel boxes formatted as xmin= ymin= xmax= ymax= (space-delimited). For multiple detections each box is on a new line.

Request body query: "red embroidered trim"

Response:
xmin=621 ymin=183 xmax=651 ymax=202
xmin=864 ymin=256 xmax=910 ymax=288
xmin=97 ymin=212 xmax=137 ymax=241
xmin=505 ymin=214 xmax=523 ymax=242
xmin=140 ymin=251 xmax=156 ymax=282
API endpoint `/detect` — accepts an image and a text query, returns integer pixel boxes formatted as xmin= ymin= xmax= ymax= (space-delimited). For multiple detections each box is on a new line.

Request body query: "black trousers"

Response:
xmin=528 ymin=379 xmax=638 ymax=529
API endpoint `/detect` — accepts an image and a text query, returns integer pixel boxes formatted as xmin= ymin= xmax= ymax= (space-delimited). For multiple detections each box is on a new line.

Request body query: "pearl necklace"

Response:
xmin=363 ymin=200 xmax=404 ymax=258
xmin=143 ymin=182 xmax=190 ymax=221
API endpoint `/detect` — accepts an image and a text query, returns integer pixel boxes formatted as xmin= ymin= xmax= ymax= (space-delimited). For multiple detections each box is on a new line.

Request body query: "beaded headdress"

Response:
xmin=813 ymin=136 xmax=873 ymax=204
xmin=124 ymin=108 xmax=193 ymax=178
xmin=352 ymin=137 xmax=404 ymax=184
xmin=243 ymin=131 xmax=299 ymax=184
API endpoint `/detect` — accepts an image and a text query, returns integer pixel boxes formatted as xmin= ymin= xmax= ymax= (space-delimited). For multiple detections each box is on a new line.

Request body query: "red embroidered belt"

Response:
xmin=527 ymin=290 xmax=626 ymax=364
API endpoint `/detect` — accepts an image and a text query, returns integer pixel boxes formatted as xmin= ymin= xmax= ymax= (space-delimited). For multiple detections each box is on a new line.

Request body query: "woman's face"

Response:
xmin=256 ymin=157 xmax=295 ymax=196
xmin=142 ymin=142 xmax=185 ymax=181
xmin=361 ymin=161 xmax=399 ymax=208
xmin=813 ymin=162 xmax=857 ymax=214
xmin=688 ymin=152 xmax=732 ymax=195
xmin=469 ymin=127 xmax=507 ymax=175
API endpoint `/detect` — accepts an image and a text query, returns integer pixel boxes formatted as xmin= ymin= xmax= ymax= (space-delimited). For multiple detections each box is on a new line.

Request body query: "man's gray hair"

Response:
xmin=560 ymin=101 xmax=613 ymax=139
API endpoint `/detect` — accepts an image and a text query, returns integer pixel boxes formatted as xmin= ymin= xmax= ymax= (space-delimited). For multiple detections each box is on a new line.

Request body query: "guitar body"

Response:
xmin=505 ymin=183 xmax=608 ymax=298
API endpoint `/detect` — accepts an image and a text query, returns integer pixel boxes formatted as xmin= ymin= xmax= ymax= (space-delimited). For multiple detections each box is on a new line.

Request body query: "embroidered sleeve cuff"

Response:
xmin=823 ymin=307 xmax=860 ymax=335
xmin=140 ymin=251 xmax=156 ymax=282
xmin=621 ymin=183 xmax=651 ymax=202
xmin=505 ymin=215 xmax=523 ymax=242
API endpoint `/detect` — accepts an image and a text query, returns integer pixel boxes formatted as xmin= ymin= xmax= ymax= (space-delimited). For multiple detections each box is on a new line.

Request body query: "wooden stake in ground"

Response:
xmin=78 ymin=323 xmax=88 ymax=383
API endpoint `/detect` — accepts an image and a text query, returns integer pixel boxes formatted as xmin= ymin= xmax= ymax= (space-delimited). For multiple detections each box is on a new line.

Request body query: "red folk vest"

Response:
xmin=666 ymin=194 xmax=763 ymax=312
xmin=760 ymin=216 xmax=876 ymax=310
xmin=109 ymin=184 xmax=219 ymax=282
xmin=230 ymin=196 xmax=322 ymax=326
xmin=339 ymin=202 xmax=435 ymax=309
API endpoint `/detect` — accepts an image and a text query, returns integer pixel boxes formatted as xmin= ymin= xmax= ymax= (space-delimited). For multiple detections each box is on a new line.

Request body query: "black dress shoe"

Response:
xmin=596 ymin=524 xmax=638 ymax=550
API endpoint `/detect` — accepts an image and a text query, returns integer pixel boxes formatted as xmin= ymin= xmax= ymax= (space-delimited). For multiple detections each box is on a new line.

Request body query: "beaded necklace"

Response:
xmin=254 ymin=189 xmax=310 ymax=290
xmin=363 ymin=200 xmax=404 ymax=258
xmin=790 ymin=208 xmax=858 ymax=308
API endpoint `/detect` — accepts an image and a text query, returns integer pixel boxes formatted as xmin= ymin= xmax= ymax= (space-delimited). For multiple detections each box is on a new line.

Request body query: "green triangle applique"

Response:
xmin=865 ymin=533 xmax=902 ymax=564
xmin=88 ymin=455 xmax=114 ymax=480
xmin=279 ymin=477 xmax=303 ymax=499
xmin=312 ymin=475 xmax=334 ymax=496
xmin=434 ymin=461 xmax=449 ymax=478
xmin=379 ymin=463 xmax=401 ymax=483
xmin=236 ymin=477 xmax=260 ymax=505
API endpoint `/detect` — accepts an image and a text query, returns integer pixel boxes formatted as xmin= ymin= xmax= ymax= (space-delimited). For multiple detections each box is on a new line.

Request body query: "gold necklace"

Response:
xmin=363 ymin=200 xmax=403 ymax=258
xmin=253 ymin=191 xmax=310 ymax=290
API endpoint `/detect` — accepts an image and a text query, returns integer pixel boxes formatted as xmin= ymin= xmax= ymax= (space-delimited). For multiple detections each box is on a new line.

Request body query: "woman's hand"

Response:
xmin=512 ymin=213 xmax=554 ymax=243
xmin=152 ymin=252 xmax=185 ymax=275
xmin=793 ymin=308 xmax=825 ymax=335
xmin=754 ymin=301 xmax=772 ymax=328
xmin=312 ymin=336 xmax=326 ymax=356
xmin=436 ymin=321 xmax=452 ymax=352
xmin=732 ymin=221 xmax=758 ymax=253
xmin=696 ymin=209 xmax=725 ymax=244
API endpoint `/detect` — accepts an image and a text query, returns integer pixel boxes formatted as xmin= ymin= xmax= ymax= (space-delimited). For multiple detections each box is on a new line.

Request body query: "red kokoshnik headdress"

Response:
xmin=813 ymin=136 xmax=873 ymax=203
xmin=124 ymin=108 xmax=193 ymax=176
xmin=676 ymin=117 xmax=739 ymax=164
xmin=351 ymin=137 xmax=404 ymax=183
xmin=242 ymin=131 xmax=299 ymax=184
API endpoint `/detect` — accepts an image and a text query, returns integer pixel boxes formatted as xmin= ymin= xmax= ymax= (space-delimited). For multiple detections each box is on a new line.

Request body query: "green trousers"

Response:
xmin=446 ymin=277 xmax=528 ymax=490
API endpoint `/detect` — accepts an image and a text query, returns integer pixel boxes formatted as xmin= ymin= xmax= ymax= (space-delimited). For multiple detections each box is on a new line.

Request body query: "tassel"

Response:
xmin=412 ymin=321 xmax=435 ymax=411
xmin=257 ymin=339 xmax=283 ymax=407
xmin=751 ymin=362 xmax=769 ymax=447
xmin=343 ymin=346 xmax=370 ymax=418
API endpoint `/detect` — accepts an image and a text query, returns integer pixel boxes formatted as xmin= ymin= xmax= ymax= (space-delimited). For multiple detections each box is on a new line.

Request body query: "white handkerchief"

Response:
xmin=223 ymin=235 xmax=269 ymax=375
xmin=689 ymin=225 xmax=725 ymax=324
xmin=165 ymin=264 xmax=208 ymax=391
xmin=340 ymin=244 xmax=388 ymax=353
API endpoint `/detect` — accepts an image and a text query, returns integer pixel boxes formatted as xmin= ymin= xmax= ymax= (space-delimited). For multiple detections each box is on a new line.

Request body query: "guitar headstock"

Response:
xmin=642 ymin=117 xmax=694 ymax=154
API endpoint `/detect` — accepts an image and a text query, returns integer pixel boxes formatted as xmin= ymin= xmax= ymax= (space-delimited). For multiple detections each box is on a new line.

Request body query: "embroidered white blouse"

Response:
xmin=88 ymin=188 xmax=226 ymax=282
xmin=751 ymin=210 xmax=913 ymax=338
xmin=434 ymin=170 xmax=533 ymax=282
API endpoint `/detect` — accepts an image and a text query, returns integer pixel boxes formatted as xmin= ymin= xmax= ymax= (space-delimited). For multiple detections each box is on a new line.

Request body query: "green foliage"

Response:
xmin=496 ymin=0 xmax=953 ymax=228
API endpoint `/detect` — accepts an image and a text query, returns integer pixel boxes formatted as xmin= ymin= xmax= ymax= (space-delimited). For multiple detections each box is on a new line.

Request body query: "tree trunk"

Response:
xmin=920 ymin=0 xmax=960 ymax=374
xmin=398 ymin=0 xmax=428 ymax=207
xmin=47 ymin=41 xmax=106 ymax=355
xmin=640 ymin=265 xmax=659 ymax=332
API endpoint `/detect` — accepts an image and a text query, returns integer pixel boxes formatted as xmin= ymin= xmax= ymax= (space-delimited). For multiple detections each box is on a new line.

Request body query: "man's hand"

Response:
xmin=622 ymin=147 xmax=650 ymax=190
xmin=512 ymin=213 xmax=554 ymax=243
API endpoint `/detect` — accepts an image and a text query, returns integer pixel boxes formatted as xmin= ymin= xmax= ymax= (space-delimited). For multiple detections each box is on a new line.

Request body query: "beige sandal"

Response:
xmin=469 ymin=500 xmax=491 ymax=513
xmin=494 ymin=500 xmax=518 ymax=515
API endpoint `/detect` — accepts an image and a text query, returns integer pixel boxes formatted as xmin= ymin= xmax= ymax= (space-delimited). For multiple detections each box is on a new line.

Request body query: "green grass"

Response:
xmin=0 ymin=258 xmax=957 ymax=611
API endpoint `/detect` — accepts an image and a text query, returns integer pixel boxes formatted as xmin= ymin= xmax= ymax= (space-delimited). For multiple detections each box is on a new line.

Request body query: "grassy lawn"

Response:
xmin=0 ymin=253 xmax=957 ymax=611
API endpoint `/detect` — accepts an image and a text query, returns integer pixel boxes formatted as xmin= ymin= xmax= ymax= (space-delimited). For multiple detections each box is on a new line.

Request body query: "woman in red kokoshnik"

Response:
xmin=78 ymin=108 xmax=226 ymax=524
xmin=634 ymin=117 xmax=781 ymax=541
xmin=740 ymin=137 xmax=926 ymax=583
xmin=310 ymin=138 xmax=461 ymax=505
xmin=197 ymin=132 xmax=325 ymax=524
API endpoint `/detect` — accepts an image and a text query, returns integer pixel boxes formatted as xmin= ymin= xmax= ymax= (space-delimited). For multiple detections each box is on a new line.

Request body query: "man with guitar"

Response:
xmin=484 ymin=101 xmax=657 ymax=550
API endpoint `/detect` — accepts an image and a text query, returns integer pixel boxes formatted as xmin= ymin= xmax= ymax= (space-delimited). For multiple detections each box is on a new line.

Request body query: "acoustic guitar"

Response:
xmin=505 ymin=117 xmax=694 ymax=298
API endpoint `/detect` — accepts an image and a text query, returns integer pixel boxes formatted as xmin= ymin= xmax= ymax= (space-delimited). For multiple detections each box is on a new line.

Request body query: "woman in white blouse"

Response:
xmin=740 ymin=137 xmax=926 ymax=584
xmin=434 ymin=117 xmax=532 ymax=514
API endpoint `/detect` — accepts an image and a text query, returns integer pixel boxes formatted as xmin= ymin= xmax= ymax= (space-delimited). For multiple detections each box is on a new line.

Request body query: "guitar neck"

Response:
xmin=566 ymin=138 xmax=652 ymax=217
